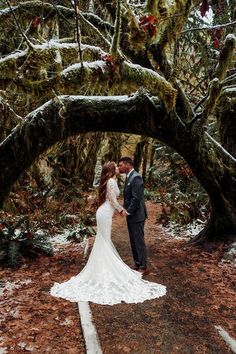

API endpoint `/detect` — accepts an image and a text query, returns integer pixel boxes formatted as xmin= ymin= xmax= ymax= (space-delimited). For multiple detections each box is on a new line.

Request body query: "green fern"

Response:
xmin=0 ymin=218 xmax=53 ymax=268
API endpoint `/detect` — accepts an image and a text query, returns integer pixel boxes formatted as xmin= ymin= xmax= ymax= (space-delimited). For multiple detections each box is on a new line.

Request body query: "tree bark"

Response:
xmin=133 ymin=135 xmax=149 ymax=172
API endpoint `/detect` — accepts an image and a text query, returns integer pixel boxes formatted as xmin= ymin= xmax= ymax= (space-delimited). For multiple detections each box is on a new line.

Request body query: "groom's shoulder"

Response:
xmin=130 ymin=171 xmax=143 ymax=181
xmin=134 ymin=171 xmax=141 ymax=178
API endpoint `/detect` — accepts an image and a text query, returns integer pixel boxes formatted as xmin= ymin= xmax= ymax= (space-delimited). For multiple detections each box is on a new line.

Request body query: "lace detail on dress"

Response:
xmin=106 ymin=178 xmax=124 ymax=213
xmin=50 ymin=178 xmax=166 ymax=305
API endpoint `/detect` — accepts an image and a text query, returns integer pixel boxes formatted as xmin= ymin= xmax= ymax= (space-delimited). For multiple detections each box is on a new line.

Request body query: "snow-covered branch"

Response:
xmin=59 ymin=60 xmax=177 ymax=111
xmin=0 ymin=43 xmax=177 ymax=111
xmin=180 ymin=21 xmax=236 ymax=35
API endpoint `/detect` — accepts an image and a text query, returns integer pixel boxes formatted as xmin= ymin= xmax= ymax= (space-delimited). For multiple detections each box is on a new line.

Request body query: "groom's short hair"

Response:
xmin=118 ymin=157 xmax=134 ymax=166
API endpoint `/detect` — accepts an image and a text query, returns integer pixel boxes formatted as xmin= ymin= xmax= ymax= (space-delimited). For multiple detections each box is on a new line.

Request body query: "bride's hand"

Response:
xmin=120 ymin=209 xmax=128 ymax=217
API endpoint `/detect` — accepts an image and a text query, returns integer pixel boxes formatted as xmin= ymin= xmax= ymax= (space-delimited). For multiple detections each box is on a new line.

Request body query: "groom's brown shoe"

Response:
xmin=138 ymin=268 xmax=150 ymax=276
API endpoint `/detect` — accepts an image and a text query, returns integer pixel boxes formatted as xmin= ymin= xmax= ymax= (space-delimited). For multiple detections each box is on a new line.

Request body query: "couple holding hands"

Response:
xmin=51 ymin=157 xmax=166 ymax=305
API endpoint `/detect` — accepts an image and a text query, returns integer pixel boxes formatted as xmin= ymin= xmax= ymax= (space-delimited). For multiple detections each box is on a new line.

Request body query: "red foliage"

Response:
xmin=102 ymin=53 xmax=114 ymax=64
xmin=199 ymin=0 xmax=210 ymax=17
xmin=25 ymin=231 xmax=34 ymax=240
xmin=32 ymin=16 xmax=41 ymax=28
xmin=178 ymin=166 xmax=194 ymax=178
xmin=139 ymin=14 xmax=159 ymax=38
xmin=211 ymin=28 xmax=224 ymax=49
xmin=101 ymin=54 xmax=118 ymax=83
xmin=213 ymin=37 xmax=220 ymax=49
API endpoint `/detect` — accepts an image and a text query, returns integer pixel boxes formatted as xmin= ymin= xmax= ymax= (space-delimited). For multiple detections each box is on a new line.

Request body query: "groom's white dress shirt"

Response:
xmin=127 ymin=168 xmax=134 ymax=179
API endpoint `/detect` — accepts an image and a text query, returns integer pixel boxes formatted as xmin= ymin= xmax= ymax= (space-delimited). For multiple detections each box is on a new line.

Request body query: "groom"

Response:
xmin=118 ymin=157 xmax=149 ymax=275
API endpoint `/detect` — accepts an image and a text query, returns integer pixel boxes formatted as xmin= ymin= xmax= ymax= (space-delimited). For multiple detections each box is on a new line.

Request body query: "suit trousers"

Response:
xmin=127 ymin=221 xmax=147 ymax=269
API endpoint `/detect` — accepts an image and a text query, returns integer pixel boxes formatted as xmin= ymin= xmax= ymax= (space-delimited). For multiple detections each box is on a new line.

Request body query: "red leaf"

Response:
xmin=102 ymin=54 xmax=113 ymax=64
xmin=213 ymin=37 xmax=219 ymax=49
xmin=214 ymin=28 xmax=224 ymax=39
xmin=139 ymin=14 xmax=158 ymax=38
xmin=199 ymin=0 xmax=209 ymax=17
xmin=32 ymin=16 xmax=41 ymax=28
xmin=140 ymin=14 xmax=157 ymax=26
xmin=26 ymin=231 xmax=34 ymax=239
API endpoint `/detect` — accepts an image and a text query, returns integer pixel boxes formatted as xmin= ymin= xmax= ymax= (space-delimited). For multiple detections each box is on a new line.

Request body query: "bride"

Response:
xmin=51 ymin=161 xmax=166 ymax=305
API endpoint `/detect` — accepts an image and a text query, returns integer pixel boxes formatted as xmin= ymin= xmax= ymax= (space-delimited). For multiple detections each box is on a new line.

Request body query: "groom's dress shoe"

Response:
xmin=138 ymin=268 xmax=150 ymax=276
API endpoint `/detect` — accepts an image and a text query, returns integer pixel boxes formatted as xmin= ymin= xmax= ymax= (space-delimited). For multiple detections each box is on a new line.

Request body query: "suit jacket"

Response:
xmin=124 ymin=170 xmax=147 ymax=223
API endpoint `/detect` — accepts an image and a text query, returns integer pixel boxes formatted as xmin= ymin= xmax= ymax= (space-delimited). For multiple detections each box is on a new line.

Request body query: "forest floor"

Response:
xmin=0 ymin=201 xmax=235 ymax=354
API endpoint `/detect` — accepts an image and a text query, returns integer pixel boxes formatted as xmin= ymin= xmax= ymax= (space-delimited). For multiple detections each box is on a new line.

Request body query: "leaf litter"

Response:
xmin=0 ymin=201 xmax=235 ymax=353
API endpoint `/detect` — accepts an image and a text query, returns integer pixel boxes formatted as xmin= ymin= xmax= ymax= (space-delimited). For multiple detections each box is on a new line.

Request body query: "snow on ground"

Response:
xmin=161 ymin=220 xmax=205 ymax=240
xmin=49 ymin=225 xmax=94 ymax=253
xmin=0 ymin=348 xmax=8 ymax=354
xmin=0 ymin=279 xmax=32 ymax=297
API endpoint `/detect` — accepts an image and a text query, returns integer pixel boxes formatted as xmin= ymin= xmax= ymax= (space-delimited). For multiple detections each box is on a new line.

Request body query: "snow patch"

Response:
xmin=26 ymin=100 xmax=52 ymax=119
xmin=0 ymin=49 xmax=27 ymax=63
xmin=61 ymin=60 xmax=105 ymax=76
xmin=222 ymin=242 xmax=236 ymax=262
xmin=0 ymin=279 xmax=32 ymax=297
xmin=61 ymin=318 xmax=73 ymax=326
xmin=50 ymin=230 xmax=71 ymax=248
xmin=59 ymin=94 xmax=130 ymax=102
xmin=33 ymin=41 xmax=78 ymax=50
xmin=161 ymin=220 xmax=204 ymax=240
xmin=0 ymin=348 xmax=8 ymax=354
xmin=17 ymin=342 xmax=35 ymax=352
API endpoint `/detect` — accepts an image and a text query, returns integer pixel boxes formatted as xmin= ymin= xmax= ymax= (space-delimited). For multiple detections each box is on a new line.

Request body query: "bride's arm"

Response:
xmin=107 ymin=179 xmax=124 ymax=213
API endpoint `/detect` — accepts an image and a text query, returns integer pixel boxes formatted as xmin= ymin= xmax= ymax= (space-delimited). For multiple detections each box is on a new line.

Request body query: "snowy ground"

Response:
xmin=161 ymin=220 xmax=205 ymax=240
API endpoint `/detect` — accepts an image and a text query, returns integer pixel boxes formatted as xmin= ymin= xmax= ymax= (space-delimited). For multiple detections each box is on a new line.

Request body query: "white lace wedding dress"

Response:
xmin=51 ymin=178 xmax=166 ymax=305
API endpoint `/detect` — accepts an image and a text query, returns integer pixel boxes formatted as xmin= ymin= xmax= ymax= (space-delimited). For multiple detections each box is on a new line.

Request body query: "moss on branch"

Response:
xmin=0 ymin=1 xmax=74 ymax=21
xmin=215 ymin=34 xmax=236 ymax=81
xmin=0 ymin=41 xmax=177 ymax=111
xmin=0 ymin=43 xmax=106 ymax=82
xmin=59 ymin=60 xmax=176 ymax=111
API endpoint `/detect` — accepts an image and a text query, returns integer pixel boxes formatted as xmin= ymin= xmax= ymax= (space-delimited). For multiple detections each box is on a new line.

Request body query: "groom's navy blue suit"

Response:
xmin=124 ymin=170 xmax=148 ymax=270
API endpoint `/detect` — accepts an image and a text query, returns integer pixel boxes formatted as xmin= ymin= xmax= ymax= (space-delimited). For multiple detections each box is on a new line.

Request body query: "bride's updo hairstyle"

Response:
xmin=98 ymin=161 xmax=116 ymax=206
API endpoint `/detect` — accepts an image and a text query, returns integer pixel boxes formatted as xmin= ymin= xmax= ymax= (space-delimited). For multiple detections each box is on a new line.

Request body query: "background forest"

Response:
xmin=0 ymin=2 xmax=236 ymax=353
xmin=0 ymin=0 xmax=235 ymax=268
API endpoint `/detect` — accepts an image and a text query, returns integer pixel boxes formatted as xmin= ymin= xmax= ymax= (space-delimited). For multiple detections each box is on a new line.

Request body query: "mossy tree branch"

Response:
xmin=215 ymin=34 xmax=236 ymax=81
xmin=110 ymin=0 xmax=121 ymax=58
xmin=191 ymin=34 xmax=236 ymax=126
xmin=5 ymin=0 xmax=34 ymax=50
xmin=0 ymin=46 xmax=177 ymax=111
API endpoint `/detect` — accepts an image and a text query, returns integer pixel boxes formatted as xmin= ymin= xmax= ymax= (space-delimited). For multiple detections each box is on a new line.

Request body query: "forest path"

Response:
xmin=90 ymin=201 xmax=235 ymax=354
xmin=0 ymin=201 xmax=235 ymax=353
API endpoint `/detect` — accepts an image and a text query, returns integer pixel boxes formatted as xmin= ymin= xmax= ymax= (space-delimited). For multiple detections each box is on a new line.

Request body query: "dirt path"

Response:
xmin=0 ymin=201 xmax=235 ymax=353
xmin=91 ymin=202 xmax=236 ymax=354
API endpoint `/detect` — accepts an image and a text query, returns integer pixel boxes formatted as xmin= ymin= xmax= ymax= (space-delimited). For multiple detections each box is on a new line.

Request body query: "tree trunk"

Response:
xmin=103 ymin=133 xmax=122 ymax=163
xmin=79 ymin=132 xmax=103 ymax=188
xmin=133 ymin=135 xmax=149 ymax=172
xmin=142 ymin=141 xmax=149 ymax=183
xmin=147 ymin=140 xmax=156 ymax=185
xmin=176 ymin=122 xmax=236 ymax=244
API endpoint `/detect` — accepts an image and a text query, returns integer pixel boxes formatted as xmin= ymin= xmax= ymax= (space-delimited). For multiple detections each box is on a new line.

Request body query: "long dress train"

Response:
xmin=50 ymin=178 xmax=166 ymax=305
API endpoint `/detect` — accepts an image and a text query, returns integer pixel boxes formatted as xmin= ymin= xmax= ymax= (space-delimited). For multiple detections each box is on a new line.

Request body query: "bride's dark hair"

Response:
xmin=98 ymin=161 xmax=116 ymax=206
